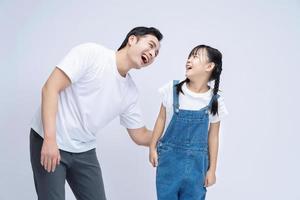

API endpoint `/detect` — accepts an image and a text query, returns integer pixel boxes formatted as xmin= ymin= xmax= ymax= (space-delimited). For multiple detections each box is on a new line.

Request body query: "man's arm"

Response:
xmin=41 ymin=67 xmax=71 ymax=172
xmin=127 ymin=127 xmax=152 ymax=147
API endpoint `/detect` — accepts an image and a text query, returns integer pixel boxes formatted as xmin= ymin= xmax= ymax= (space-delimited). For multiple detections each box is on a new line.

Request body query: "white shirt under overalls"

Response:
xmin=158 ymin=81 xmax=229 ymax=137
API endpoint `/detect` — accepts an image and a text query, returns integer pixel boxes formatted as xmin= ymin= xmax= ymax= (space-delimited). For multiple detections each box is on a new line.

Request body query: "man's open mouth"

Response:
xmin=141 ymin=54 xmax=149 ymax=64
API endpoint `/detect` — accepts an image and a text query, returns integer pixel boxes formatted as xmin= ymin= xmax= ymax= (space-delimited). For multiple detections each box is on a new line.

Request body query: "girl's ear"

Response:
xmin=206 ymin=62 xmax=215 ymax=72
xmin=128 ymin=35 xmax=137 ymax=47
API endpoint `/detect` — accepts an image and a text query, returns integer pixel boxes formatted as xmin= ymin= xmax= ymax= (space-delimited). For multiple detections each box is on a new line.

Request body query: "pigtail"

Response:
xmin=210 ymin=76 xmax=220 ymax=115
xmin=176 ymin=78 xmax=190 ymax=95
xmin=210 ymin=60 xmax=222 ymax=116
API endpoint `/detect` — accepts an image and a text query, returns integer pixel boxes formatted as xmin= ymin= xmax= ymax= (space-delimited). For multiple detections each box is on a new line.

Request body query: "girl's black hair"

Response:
xmin=176 ymin=45 xmax=223 ymax=116
xmin=117 ymin=26 xmax=163 ymax=51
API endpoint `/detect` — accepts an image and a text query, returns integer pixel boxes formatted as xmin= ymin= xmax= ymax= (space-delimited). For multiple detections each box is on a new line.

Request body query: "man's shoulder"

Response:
xmin=79 ymin=43 xmax=116 ymax=66
xmin=73 ymin=42 xmax=112 ymax=54
xmin=62 ymin=42 xmax=112 ymax=55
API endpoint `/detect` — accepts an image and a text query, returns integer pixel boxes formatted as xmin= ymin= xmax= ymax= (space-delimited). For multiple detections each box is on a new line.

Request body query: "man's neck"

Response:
xmin=115 ymin=49 xmax=132 ymax=77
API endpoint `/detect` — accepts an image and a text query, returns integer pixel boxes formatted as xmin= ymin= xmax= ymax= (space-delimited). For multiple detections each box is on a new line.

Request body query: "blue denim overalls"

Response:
xmin=156 ymin=80 xmax=219 ymax=200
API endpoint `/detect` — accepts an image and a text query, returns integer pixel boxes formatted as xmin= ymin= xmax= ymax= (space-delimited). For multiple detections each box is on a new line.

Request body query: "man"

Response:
xmin=30 ymin=26 xmax=163 ymax=200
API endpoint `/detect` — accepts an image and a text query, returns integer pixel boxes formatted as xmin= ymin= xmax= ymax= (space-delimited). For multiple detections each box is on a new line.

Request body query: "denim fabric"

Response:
xmin=156 ymin=80 xmax=218 ymax=200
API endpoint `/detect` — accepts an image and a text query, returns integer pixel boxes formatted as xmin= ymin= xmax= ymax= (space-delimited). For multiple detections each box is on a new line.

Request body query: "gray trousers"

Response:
xmin=30 ymin=128 xmax=106 ymax=200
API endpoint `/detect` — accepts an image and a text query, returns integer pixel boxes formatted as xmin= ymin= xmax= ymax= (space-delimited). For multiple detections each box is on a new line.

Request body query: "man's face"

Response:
xmin=127 ymin=34 xmax=160 ymax=69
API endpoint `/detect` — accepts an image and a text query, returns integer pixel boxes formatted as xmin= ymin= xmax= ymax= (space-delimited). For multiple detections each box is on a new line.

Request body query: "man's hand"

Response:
xmin=40 ymin=139 xmax=61 ymax=173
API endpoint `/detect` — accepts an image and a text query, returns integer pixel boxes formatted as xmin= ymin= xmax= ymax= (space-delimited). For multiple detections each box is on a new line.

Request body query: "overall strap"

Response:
xmin=172 ymin=80 xmax=180 ymax=113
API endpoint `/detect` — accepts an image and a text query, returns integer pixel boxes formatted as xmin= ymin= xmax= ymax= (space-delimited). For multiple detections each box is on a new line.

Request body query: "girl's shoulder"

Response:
xmin=158 ymin=81 xmax=172 ymax=98
xmin=211 ymin=90 xmax=228 ymax=114
xmin=158 ymin=80 xmax=184 ymax=107
xmin=213 ymin=89 xmax=226 ymax=101
xmin=159 ymin=79 xmax=184 ymax=91
xmin=159 ymin=80 xmax=175 ymax=93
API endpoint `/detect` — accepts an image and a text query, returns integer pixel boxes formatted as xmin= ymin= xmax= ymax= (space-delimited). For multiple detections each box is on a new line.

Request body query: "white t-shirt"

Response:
xmin=30 ymin=43 xmax=144 ymax=153
xmin=158 ymin=81 xmax=228 ymax=136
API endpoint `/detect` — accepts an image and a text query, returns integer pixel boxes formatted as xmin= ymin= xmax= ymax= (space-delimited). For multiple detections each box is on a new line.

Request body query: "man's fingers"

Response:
xmin=40 ymin=154 xmax=45 ymax=166
xmin=57 ymin=153 xmax=61 ymax=165
xmin=47 ymin=158 xmax=52 ymax=172
xmin=43 ymin=157 xmax=48 ymax=170
xmin=51 ymin=158 xmax=57 ymax=172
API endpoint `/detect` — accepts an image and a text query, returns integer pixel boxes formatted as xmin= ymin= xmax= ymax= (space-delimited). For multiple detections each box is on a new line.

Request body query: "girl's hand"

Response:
xmin=204 ymin=170 xmax=216 ymax=187
xmin=149 ymin=148 xmax=158 ymax=167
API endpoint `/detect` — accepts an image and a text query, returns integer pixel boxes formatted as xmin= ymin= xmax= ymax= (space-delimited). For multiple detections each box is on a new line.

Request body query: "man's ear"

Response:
xmin=128 ymin=35 xmax=138 ymax=46
xmin=206 ymin=62 xmax=215 ymax=72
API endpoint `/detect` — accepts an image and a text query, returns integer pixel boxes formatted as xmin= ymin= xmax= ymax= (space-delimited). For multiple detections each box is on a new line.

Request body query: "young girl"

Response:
xmin=149 ymin=45 xmax=228 ymax=200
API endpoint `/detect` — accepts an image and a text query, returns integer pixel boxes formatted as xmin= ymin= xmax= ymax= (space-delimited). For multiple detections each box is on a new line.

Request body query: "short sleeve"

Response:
xmin=158 ymin=81 xmax=173 ymax=108
xmin=56 ymin=43 xmax=98 ymax=83
xmin=120 ymin=93 xmax=145 ymax=129
xmin=209 ymin=95 xmax=229 ymax=123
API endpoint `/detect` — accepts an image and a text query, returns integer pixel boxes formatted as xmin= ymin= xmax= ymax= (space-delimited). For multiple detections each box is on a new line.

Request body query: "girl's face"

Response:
xmin=185 ymin=48 xmax=214 ymax=79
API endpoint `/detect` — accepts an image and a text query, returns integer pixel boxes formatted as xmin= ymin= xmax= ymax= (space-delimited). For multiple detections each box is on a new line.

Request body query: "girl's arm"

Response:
xmin=205 ymin=121 xmax=220 ymax=187
xmin=149 ymin=104 xmax=166 ymax=167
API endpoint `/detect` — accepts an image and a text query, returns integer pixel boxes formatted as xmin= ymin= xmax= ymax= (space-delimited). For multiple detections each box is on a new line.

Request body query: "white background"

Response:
xmin=1 ymin=0 xmax=299 ymax=199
